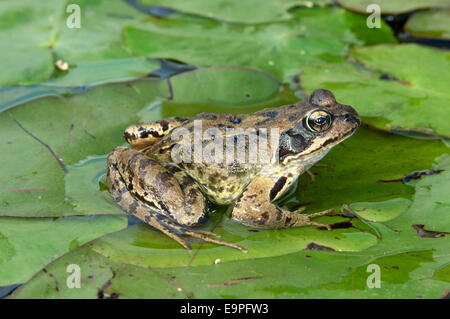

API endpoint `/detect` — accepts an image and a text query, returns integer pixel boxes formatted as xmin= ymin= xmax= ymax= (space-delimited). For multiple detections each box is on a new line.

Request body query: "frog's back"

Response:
xmin=144 ymin=104 xmax=307 ymax=204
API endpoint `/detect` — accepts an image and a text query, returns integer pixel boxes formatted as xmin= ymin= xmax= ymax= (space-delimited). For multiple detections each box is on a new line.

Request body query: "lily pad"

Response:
xmin=337 ymin=0 xmax=450 ymax=15
xmin=136 ymin=0 xmax=332 ymax=24
xmin=0 ymin=0 xmax=159 ymax=87
xmin=404 ymin=9 xmax=450 ymax=40
xmin=300 ymin=44 xmax=450 ymax=137
xmin=125 ymin=6 xmax=395 ymax=81
xmin=0 ymin=0 xmax=63 ymax=86
xmin=0 ymin=215 xmax=127 ymax=286
xmin=44 ymin=58 xmax=160 ymax=88
xmin=0 ymin=58 xmax=160 ymax=113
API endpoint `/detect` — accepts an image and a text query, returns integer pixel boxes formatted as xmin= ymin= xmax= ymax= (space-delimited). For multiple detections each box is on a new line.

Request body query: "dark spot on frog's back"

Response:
xmin=269 ymin=176 xmax=287 ymax=201
xmin=160 ymin=120 xmax=169 ymax=131
xmin=288 ymin=115 xmax=297 ymax=121
xmin=229 ymin=116 xmax=242 ymax=124
xmin=262 ymin=111 xmax=278 ymax=118
xmin=198 ymin=112 xmax=217 ymax=120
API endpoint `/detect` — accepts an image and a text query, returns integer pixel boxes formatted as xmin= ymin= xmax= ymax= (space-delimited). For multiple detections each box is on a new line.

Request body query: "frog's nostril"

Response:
xmin=343 ymin=113 xmax=361 ymax=125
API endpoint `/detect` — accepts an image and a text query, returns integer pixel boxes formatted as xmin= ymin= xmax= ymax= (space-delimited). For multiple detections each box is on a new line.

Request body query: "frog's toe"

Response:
xmin=304 ymin=209 xmax=335 ymax=230
xmin=184 ymin=229 xmax=248 ymax=253
xmin=308 ymin=221 xmax=332 ymax=231
xmin=192 ymin=229 xmax=221 ymax=238
xmin=307 ymin=208 xmax=335 ymax=218
xmin=158 ymin=216 xmax=247 ymax=252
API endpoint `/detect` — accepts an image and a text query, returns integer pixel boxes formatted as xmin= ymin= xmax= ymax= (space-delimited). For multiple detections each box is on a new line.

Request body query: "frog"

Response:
xmin=106 ymin=89 xmax=360 ymax=252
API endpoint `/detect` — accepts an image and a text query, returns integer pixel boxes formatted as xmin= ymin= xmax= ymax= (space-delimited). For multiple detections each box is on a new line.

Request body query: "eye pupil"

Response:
xmin=315 ymin=117 xmax=326 ymax=124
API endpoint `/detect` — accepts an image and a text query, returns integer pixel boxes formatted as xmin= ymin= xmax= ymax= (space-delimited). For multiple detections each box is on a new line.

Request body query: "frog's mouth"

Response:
xmin=280 ymin=126 xmax=358 ymax=165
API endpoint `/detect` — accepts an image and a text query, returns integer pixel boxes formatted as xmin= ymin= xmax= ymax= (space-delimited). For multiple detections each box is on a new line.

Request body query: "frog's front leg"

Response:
xmin=107 ymin=147 xmax=246 ymax=252
xmin=124 ymin=116 xmax=188 ymax=150
xmin=232 ymin=176 xmax=334 ymax=229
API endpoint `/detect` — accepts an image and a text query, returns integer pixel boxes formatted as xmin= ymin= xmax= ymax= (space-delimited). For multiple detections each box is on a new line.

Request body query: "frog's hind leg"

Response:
xmin=107 ymin=147 xmax=247 ymax=252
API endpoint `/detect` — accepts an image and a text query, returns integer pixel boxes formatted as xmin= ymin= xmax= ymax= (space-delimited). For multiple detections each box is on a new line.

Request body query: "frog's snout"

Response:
xmin=343 ymin=111 xmax=361 ymax=126
xmin=340 ymin=105 xmax=361 ymax=128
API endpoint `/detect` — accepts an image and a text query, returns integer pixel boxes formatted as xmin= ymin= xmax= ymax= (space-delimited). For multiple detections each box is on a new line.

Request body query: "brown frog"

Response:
xmin=106 ymin=89 xmax=360 ymax=252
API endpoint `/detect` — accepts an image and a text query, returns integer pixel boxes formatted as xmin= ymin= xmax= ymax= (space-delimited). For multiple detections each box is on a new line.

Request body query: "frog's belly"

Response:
xmin=199 ymin=179 xmax=247 ymax=205
xmin=186 ymin=172 xmax=250 ymax=205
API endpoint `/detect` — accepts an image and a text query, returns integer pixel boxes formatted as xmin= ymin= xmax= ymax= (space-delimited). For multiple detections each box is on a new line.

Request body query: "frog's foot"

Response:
xmin=157 ymin=216 xmax=248 ymax=253
xmin=292 ymin=208 xmax=335 ymax=230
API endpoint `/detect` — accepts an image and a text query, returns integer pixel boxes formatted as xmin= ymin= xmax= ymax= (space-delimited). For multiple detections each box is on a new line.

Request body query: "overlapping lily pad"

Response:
xmin=404 ymin=9 xmax=450 ymax=40
xmin=0 ymin=58 xmax=160 ymax=113
xmin=125 ymin=6 xmax=395 ymax=81
xmin=0 ymin=215 xmax=127 ymax=286
xmin=0 ymin=0 xmax=64 ymax=86
xmin=136 ymin=0 xmax=332 ymax=24
xmin=300 ymin=44 xmax=450 ymax=137
xmin=0 ymin=0 xmax=158 ymax=87
xmin=337 ymin=0 xmax=450 ymax=15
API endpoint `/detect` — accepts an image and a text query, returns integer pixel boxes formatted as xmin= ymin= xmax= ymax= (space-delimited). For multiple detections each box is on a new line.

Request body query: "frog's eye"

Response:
xmin=305 ymin=109 xmax=333 ymax=132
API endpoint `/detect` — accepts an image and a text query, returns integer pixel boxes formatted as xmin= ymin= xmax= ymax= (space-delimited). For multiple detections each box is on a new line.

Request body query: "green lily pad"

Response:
xmin=0 ymin=0 xmax=63 ymax=86
xmin=44 ymin=58 xmax=160 ymax=88
xmin=0 ymin=0 xmax=159 ymax=87
xmin=0 ymin=58 xmax=160 ymax=113
xmin=432 ymin=263 xmax=450 ymax=283
xmin=404 ymin=9 xmax=450 ymax=40
xmin=137 ymin=0 xmax=332 ymax=24
xmin=300 ymin=44 xmax=450 ymax=137
xmin=350 ymin=198 xmax=411 ymax=222
xmin=125 ymin=6 xmax=395 ymax=81
xmin=0 ymin=215 xmax=127 ymax=286
xmin=337 ymin=0 xmax=450 ymax=15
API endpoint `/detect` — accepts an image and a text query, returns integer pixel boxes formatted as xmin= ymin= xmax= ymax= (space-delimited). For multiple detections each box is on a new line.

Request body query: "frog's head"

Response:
xmin=278 ymin=89 xmax=360 ymax=164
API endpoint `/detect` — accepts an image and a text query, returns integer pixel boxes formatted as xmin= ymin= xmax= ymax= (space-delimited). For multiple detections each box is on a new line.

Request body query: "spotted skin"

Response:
xmin=124 ymin=117 xmax=189 ymax=150
xmin=106 ymin=89 xmax=361 ymax=252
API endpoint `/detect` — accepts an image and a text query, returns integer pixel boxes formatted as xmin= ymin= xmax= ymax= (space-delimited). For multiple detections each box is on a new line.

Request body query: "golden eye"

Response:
xmin=305 ymin=110 xmax=332 ymax=132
